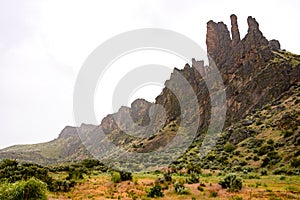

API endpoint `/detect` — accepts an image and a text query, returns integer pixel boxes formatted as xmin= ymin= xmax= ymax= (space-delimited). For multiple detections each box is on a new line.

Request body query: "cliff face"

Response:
xmin=206 ymin=15 xmax=299 ymax=125
xmin=0 ymin=15 xmax=299 ymax=167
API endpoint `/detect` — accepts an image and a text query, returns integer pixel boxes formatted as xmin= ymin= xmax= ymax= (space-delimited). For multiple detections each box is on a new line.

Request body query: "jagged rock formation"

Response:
xmin=206 ymin=20 xmax=232 ymax=66
xmin=0 ymin=15 xmax=299 ymax=168
xmin=230 ymin=14 xmax=240 ymax=47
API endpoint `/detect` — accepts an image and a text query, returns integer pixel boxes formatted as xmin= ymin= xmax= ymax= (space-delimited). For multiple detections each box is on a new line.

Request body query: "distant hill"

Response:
xmin=0 ymin=15 xmax=299 ymax=172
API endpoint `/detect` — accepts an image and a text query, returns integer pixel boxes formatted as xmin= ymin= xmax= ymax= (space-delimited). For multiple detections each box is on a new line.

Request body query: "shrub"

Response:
xmin=224 ymin=143 xmax=236 ymax=153
xmin=186 ymin=172 xmax=200 ymax=184
xmin=280 ymin=176 xmax=286 ymax=180
xmin=243 ymin=173 xmax=260 ymax=179
xmin=258 ymin=145 xmax=272 ymax=156
xmin=291 ymin=158 xmax=300 ymax=168
xmin=22 ymin=178 xmax=48 ymax=199
xmin=120 ymin=171 xmax=132 ymax=181
xmin=253 ymin=156 xmax=260 ymax=161
xmin=147 ymin=185 xmax=164 ymax=198
xmin=239 ymin=160 xmax=247 ymax=166
xmin=232 ymin=196 xmax=243 ymax=200
xmin=260 ymin=168 xmax=268 ymax=176
xmin=111 ymin=172 xmax=121 ymax=183
xmin=81 ymin=159 xmax=101 ymax=168
xmin=197 ymin=185 xmax=204 ymax=191
xmin=0 ymin=160 xmax=73 ymax=192
xmin=267 ymin=139 xmax=274 ymax=145
xmin=0 ymin=177 xmax=47 ymax=200
xmin=261 ymin=157 xmax=270 ymax=168
xmin=0 ymin=159 xmax=18 ymax=169
xmin=186 ymin=164 xmax=202 ymax=174
xmin=219 ymin=174 xmax=243 ymax=192
xmin=209 ymin=191 xmax=218 ymax=197
xmin=295 ymin=150 xmax=300 ymax=157
xmin=163 ymin=172 xmax=172 ymax=182
xmin=66 ymin=168 xmax=85 ymax=180
xmin=272 ymin=167 xmax=287 ymax=175
xmin=282 ymin=130 xmax=293 ymax=138
xmin=174 ymin=182 xmax=189 ymax=195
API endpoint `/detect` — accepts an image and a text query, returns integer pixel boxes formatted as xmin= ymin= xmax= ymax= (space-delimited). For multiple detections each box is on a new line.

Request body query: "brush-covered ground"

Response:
xmin=1 ymin=159 xmax=299 ymax=200
xmin=48 ymin=170 xmax=300 ymax=200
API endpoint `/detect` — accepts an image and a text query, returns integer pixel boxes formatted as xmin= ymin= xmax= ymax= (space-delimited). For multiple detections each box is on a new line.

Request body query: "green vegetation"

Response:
xmin=147 ymin=185 xmax=164 ymax=197
xmin=0 ymin=177 xmax=47 ymax=200
xmin=163 ymin=171 xmax=172 ymax=182
xmin=219 ymin=174 xmax=243 ymax=192
xmin=119 ymin=171 xmax=133 ymax=181
xmin=186 ymin=172 xmax=200 ymax=184
xmin=224 ymin=142 xmax=236 ymax=153
xmin=174 ymin=181 xmax=190 ymax=195
xmin=209 ymin=191 xmax=218 ymax=197
xmin=111 ymin=171 xmax=121 ymax=183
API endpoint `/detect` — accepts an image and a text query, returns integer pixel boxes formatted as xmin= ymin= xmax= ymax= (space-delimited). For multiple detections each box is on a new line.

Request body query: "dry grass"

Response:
xmin=48 ymin=172 xmax=300 ymax=200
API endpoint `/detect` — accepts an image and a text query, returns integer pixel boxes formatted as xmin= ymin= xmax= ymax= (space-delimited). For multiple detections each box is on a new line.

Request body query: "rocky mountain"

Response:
xmin=0 ymin=15 xmax=299 ymax=171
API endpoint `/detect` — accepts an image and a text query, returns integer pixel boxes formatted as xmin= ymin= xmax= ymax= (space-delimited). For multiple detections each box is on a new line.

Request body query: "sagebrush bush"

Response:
xmin=147 ymin=185 xmax=164 ymax=197
xmin=0 ymin=177 xmax=47 ymax=200
xmin=219 ymin=173 xmax=243 ymax=192
xmin=224 ymin=143 xmax=236 ymax=153
xmin=66 ymin=167 xmax=86 ymax=180
xmin=174 ymin=182 xmax=189 ymax=195
xmin=0 ymin=159 xmax=77 ymax=192
xmin=291 ymin=158 xmax=300 ymax=168
xmin=163 ymin=172 xmax=172 ymax=182
xmin=120 ymin=171 xmax=132 ymax=181
xmin=260 ymin=168 xmax=268 ymax=176
xmin=111 ymin=172 xmax=121 ymax=183
xmin=209 ymin=191 xmax=218 ymax=197
xmin=186 ymin=172 xmax=200 ymax=184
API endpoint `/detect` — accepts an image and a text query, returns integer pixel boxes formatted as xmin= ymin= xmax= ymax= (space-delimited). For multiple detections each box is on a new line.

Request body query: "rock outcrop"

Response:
xmin=206 ymin=20 xmax=232 ymax=66
xmin=230 ymin=14 xmax=240 ymax=47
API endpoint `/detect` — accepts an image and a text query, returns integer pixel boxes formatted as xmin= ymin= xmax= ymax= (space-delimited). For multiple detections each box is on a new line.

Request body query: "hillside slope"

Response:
xmin=179 ymin=83 xmax=300 ymax=173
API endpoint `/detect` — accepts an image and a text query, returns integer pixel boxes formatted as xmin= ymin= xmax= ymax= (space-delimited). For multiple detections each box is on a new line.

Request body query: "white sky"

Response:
xmin=0 ymin=0 xmax=299 ymax=149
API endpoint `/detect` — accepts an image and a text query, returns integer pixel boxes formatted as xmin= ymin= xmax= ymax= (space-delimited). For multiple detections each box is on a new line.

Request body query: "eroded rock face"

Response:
xmin=247 ymin=16 xmax=259 ymax=31
xmin=243 ymin=16 xmax=269 ymax=50
xmin=206 ymin=20 xmax=232 ymax=66
xmin=230 ymin=14 xmax=240 ymax=47
xmin=269 ymin=39 xmax=281 ymax=50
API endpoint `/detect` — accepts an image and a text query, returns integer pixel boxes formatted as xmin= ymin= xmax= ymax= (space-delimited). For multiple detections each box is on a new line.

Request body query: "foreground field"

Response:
xmin=49 ymin=172 xmax=300 ymax=200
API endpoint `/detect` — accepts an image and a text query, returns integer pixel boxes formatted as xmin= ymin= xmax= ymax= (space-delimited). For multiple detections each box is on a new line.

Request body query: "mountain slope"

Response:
xmin=179 ymin=83 xmax=300 ymax=173
xmin=0 ymin=15 xmax=299 ymax=170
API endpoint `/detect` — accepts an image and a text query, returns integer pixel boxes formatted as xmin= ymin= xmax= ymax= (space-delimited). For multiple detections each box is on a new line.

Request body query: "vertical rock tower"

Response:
xmin=206 ymin=14 xmax=278 ymax=68
xmin=230 ymin=14 xmax=240 ymax=47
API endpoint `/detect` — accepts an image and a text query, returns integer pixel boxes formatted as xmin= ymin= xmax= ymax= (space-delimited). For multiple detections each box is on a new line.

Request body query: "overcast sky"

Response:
xmin=0 ymin=0 xmax=299 ymax=149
